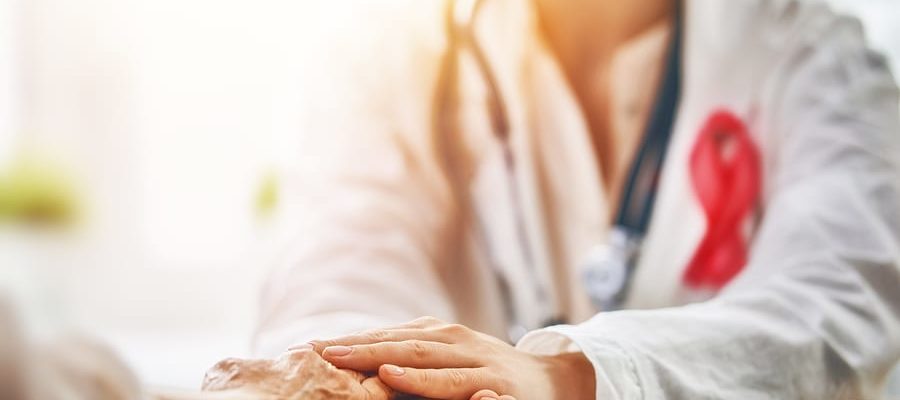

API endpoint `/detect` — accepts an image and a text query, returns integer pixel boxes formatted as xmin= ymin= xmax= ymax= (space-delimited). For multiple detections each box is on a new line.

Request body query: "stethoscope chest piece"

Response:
xmin=580 ymin=227 xmax=641 ymax=311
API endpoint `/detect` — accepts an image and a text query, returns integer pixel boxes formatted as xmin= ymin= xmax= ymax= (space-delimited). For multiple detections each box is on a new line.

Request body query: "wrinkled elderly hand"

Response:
xmin=202 ymin=349 xmax=392 ymax=400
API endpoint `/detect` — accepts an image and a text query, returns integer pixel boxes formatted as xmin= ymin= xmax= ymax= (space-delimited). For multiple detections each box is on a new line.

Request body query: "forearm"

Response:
xmin=523 ymin=264 xmax=900 ymax=399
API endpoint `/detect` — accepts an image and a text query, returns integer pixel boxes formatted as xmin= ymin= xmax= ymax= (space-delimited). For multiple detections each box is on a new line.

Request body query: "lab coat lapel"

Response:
xmin=627 ymin=0 xmax=763 ymax=308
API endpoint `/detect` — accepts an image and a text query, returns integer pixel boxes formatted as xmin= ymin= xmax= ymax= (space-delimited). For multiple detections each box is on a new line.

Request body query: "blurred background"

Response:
xmin=0 ymin=0 xmax=898 ymax=394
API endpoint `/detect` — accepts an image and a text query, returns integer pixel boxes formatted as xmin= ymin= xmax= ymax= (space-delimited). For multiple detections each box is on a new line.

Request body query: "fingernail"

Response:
xmin=383 ymin=364 xmax=405 ymax=376
xmin=323 ymin=345 xmax=353 ymax=357
xmin=287 ymin=343 xmax=313 ymax=352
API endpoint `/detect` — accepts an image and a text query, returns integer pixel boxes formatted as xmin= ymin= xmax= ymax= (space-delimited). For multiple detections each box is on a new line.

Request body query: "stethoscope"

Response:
xmin=441 ymin=0 xmax=683 ymax=340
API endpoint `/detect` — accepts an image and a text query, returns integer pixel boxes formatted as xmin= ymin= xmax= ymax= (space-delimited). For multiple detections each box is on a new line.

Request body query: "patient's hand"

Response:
xmin=202 ymin=349 xmax=392 ymax=400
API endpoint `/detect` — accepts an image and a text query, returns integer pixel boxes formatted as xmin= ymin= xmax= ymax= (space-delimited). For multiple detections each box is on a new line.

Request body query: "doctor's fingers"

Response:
xmin=323 ymin=340 xmax=481 ymax=371
xmin=377 ymin=365 xmax=510 ymax=400
xmin=310 ymin=323 xmax=475 ymax=354
xmin=309 ymin=329 xmax=457 ymax=354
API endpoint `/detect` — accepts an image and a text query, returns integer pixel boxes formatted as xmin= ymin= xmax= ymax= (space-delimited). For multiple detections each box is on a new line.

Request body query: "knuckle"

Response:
xmin=416 ymin=369 xmax=433 ymax=387
xmin=408 ymin=340 xmax=430 ymax=359
xmin=211 ymin=357 xmax=242 ymax=371
xmin=447 ymin=369 xmax=467 ymax=387
xmin=360 ymin=344 xmax=378 ymax=357
xmin=442 ymin=323 xmax=469 ymax=336
xmin=367 ymin=330 xmax=389 ymax=341
xmin=206 ymin=358 xmax=241 ymax=377
xmin=202 ymin=358 xmax=246 ymax=390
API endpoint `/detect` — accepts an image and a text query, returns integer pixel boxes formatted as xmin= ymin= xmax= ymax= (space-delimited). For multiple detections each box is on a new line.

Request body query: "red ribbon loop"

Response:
xmin=683 ymin=110 xmax=761 ymax=290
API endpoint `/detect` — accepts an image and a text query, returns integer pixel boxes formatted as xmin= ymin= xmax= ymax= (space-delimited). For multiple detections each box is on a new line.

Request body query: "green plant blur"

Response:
xmin=255 ymin=171 xmax=279 ymax=219
xmin=0 ymin=157 xmax=80 ymax=229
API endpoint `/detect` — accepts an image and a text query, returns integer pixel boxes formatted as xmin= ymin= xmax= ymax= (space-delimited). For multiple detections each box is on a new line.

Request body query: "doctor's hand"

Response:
xmin=308 ymin=317 xmax=595 ymax=400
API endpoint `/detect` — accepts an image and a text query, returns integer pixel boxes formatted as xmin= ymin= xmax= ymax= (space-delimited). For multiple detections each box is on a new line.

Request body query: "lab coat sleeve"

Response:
xmin=252 ymin=1 xmax=458 ymax=357
xmin=519 ymin=10 xmax=900 ymax=400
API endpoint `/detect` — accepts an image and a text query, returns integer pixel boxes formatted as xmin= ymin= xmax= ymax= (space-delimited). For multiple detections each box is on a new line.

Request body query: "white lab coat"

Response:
xmin=254 ymin=0 xmax=900 ymax=398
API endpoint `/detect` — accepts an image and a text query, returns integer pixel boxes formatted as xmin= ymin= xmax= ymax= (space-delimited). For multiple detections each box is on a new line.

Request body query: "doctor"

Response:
xmin=253 ymin=0 xmax=900 ymax=398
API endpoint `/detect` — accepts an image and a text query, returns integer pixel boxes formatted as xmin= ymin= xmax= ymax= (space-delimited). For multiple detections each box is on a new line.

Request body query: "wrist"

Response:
xmin=543 ymin=352 xmax=596 ymax=400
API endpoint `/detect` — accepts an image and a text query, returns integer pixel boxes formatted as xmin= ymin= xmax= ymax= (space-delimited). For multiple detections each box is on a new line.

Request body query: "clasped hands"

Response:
xmin=203 ymin=317 xmax=594 ymax=400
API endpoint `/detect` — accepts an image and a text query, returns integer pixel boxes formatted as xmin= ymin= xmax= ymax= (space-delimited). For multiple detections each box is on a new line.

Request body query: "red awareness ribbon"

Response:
xmin=682 ymin=110 xmax=762 ymax=290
